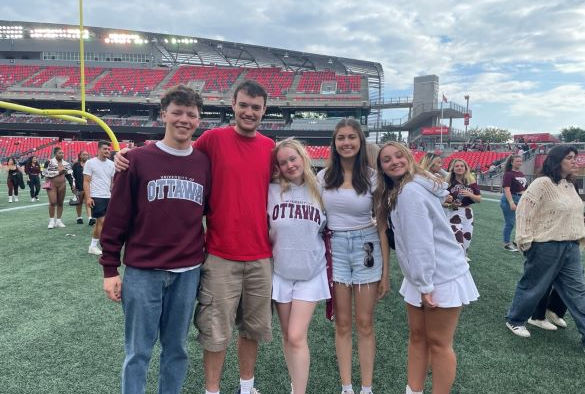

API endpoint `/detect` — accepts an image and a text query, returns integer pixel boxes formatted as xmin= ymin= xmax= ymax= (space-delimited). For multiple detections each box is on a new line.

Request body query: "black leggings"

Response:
xmin=29 ymin=175 xmax=40 ymax=198
xmin=532 ymin=287 xmax=567 ymax=320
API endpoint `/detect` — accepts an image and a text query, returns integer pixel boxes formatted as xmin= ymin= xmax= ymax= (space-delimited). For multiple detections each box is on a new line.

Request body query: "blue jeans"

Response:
xmin=121 ymin=266 xmax=200 ymax=394
xmin=507 ymin=241 xmax=585 ymax=346
xmin=500 ymin=194 xmax=521 ymax=244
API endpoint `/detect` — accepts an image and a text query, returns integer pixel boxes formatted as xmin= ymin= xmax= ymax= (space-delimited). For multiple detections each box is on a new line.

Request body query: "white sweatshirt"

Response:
xmin=267 ymin=182 xmax=327 ymax=280
xmin=391 ymin=175 xmax=470 ymax=294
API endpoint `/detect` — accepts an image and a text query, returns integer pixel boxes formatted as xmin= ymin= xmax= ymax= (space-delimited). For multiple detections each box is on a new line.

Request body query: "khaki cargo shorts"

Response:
xmin=194 ymin=254 xmax=273 ymax=351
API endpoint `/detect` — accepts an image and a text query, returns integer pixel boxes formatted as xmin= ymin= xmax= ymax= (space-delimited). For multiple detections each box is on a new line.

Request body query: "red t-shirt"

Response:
xmin=195 ymin=126 xmax=274 ymax=261
xmin=502 ymin=170 xmax=527 ymax=194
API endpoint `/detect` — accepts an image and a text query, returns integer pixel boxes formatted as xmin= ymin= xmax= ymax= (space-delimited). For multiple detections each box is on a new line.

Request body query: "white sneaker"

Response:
xmin=546 ymin=310 xmax=568 ymax=328
xmin=14 ymin=196 xmax=18 ymax=202
xmin=8 ymin=196 xmax=13 ymax=203
xmin=88 ymin=245 xmax=103 ymax=256
xmin=504 ymin=243 xmax=519 ymax=252
xmin=55 ymin=219 xmax=66 ymax=228
xmin=35 ymin=197 xmax=39 ymax=201
xmin=506 ymin=322 xmax=531 ymax=338
xmin=342 ymin=390 xmax=355 ymax=394
xmin=31 ymin=198 xmax=36 ymax=202
xmin=48 ymin=219 xmax=55 ymax=229
xmin=528 ymin=318 xmax=557 ymax=331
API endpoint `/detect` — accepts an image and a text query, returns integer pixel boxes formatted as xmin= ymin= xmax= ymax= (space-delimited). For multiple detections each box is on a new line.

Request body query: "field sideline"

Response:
xmin=1 ymin=170 xmax=584 ymax=393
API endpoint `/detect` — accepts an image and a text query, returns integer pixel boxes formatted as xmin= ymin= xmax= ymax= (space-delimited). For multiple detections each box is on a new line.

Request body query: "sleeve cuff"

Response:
xmin=102 ymin=264 xmax=120 ymax=278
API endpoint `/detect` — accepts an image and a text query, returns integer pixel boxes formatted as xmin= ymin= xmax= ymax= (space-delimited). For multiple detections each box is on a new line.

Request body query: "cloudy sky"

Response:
xmin=2 ymin=0 xmax=585 ymax=134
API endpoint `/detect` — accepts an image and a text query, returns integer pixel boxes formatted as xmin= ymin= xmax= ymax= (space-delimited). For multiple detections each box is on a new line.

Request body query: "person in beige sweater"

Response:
xmin=505 ymin=145 xmax=585 ymax=351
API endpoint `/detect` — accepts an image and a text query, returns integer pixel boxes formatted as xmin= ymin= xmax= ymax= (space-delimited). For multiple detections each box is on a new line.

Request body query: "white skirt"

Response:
xmin=399 ymin=270 xmax=479 ymax=308
xmin=272 ymin=268 xmax=331 ymax=303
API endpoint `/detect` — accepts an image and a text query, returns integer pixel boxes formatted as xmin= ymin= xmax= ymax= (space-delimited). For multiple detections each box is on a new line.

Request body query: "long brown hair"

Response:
xmin=323 ymin=118 xmax=371 ymax=195
xmin=374 ymin=142 xmax=440 ymax=224
xmin=504 ymin=154 xmax=522 ymax=172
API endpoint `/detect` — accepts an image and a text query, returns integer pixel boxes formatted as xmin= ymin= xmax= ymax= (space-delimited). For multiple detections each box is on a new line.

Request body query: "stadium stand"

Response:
xmin=164 ymin=66 xmax=242 ymax=93
xmin=443 ymin=151 xmax=511 ymax=172
xmin=23 ymin=66 xmax=104 ymax=88
xmin=244 ymin=68 xmax=294 ymax=98
xmin=297 ymin=71 xmax=361 ymax=94
xmin=90 ymin=68 xmax=168 ymax=97
xmin=0 ymin=65 xmax=40 ymax=91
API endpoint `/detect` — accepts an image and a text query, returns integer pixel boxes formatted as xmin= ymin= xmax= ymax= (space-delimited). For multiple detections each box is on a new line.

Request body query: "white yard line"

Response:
xmin=0 ymin=202 xmax=49 ymax=213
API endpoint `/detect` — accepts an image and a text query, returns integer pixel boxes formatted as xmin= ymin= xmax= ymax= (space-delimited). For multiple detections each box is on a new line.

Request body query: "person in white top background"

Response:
xmin=317 ymin=118 xmax=389 ymax=394
xmin=268 ymin=138 xmax=330 ymax=394
xmin=374 ymin=141 xmax=478 ymax=394
xmin=83 ymin=140 xmax=115 ymax=256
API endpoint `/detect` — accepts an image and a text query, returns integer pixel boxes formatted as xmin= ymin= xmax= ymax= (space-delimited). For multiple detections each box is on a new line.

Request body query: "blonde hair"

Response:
xmin=374 ymin=142 xmax=440 ymax=224
xmin=445 ymin=159 xmax=475 ymax=186
xmin=419 ymin=152 xmax=442 ymax=172
xmin=272 ymin=138 xmax=324 ymax=209
xmin=365 ymin=143 xmax=380 ymax=169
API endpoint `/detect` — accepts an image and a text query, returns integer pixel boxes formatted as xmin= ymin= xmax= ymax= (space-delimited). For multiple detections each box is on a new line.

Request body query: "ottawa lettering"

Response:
xmin=271 ymin=202 xmax=321 ymax=224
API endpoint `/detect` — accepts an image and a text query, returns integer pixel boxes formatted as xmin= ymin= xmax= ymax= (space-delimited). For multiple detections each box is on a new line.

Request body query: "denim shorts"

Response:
xmin=331 ymin=225 xmax=383 ymax=285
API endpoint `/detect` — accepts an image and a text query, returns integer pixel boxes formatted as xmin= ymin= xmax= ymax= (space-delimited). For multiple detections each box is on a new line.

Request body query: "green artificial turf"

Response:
xmin=1 ymin=172 xmax=584 ymax=393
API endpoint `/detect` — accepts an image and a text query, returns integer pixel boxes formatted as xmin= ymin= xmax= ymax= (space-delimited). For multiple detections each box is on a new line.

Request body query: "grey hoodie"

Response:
xmin=390 ymin=175 xmax=470 ymax=294
xmin=268 ymin=183 xmax=327 ymax=281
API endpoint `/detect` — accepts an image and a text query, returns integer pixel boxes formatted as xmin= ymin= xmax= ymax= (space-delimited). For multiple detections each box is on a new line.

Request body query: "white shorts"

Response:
xmin=400 ymin=270 xmax=479 ymax=308
xmin=272 ymin=268 xmax=331 ymax=303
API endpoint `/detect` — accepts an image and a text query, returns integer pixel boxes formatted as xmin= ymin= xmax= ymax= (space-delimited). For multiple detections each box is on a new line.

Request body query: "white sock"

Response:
xmin=205 ymin=390 xmax=219 ymax=394
xmin=361 ymin=386 xmax=373 ymax=393
xmin=406 ymin=385 xmax=423 ymax=394
xmin=49 ymin=218 xmax=55 ymax=223
xmin=90 ymin=238 xmax=99 ymax=247
xmin=77 ymin=216 xmax=82 ymax=220
xmin=342 ymin=384 xmax=353 ymax=393
xmin=239 ymin=377 xmax=254 ymax=394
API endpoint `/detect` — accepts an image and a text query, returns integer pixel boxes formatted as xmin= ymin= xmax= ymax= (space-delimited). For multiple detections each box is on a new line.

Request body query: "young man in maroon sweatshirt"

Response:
xmin=100 ymin=85 xmax=210 ymax=394
xmin=115 ymin=80 xmax=274 ymax=394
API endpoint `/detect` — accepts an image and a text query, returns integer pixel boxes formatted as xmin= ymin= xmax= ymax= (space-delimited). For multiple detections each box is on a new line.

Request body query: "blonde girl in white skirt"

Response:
xmin=268 ymin=139 xmax=331 ymax=394
xmin=374 ymin=142 xmax=479 ymax=394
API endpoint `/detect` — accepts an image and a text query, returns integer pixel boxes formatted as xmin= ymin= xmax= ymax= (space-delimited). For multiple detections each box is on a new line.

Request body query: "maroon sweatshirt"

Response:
xmin=100 ymin=143 xmax=210 ymax=278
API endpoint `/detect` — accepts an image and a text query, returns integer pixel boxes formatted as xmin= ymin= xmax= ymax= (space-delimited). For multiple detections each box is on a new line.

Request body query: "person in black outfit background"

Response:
xmin=72 ymin=150 xmax=91 ymax=224
xmin=25 ymin=155 xmax=42 ymax=201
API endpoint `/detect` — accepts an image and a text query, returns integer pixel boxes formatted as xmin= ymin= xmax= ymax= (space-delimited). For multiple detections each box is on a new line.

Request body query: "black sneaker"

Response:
xmin=88 ymin=218 xmax=96 ymax=226
xmin=76 ymin=218 xmax=84 ymax=224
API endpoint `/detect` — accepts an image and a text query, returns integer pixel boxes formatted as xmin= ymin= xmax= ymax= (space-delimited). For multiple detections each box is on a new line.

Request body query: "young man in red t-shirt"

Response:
xmin=115 ymin=81 xmax=274 ymax=394
xmin=101 ymin=86 xmax=210 ymax=394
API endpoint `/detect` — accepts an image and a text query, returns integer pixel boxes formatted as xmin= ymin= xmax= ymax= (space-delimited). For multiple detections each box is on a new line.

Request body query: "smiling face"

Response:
xmin=232 ymin=90 xmax=266 ymax=136
xmin=161 ymin=101 xmax=200 ymax=146
xmin=379 ymin=144 xmax=410 ymax=181
xmin=276 ymin=146 xmax=305 ymax=185
xmin=512 ymin=157 xmax=523 ymax=170
xmin=561 ymin=151 xmax=577 ymax=178
xmin=334 ymin=125 xmax=361 ymax=160
xmin=453 ymin=160 xmax=467 ymax=176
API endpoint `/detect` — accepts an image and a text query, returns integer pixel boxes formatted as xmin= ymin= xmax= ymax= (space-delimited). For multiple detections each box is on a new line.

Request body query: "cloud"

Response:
xmin=1 ymin=0 xmax=584 ymax=132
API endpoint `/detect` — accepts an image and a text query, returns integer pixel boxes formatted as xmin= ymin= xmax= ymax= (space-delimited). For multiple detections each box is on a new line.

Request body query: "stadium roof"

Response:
xmin=0 ymin=20 xmax=383 ymax=79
